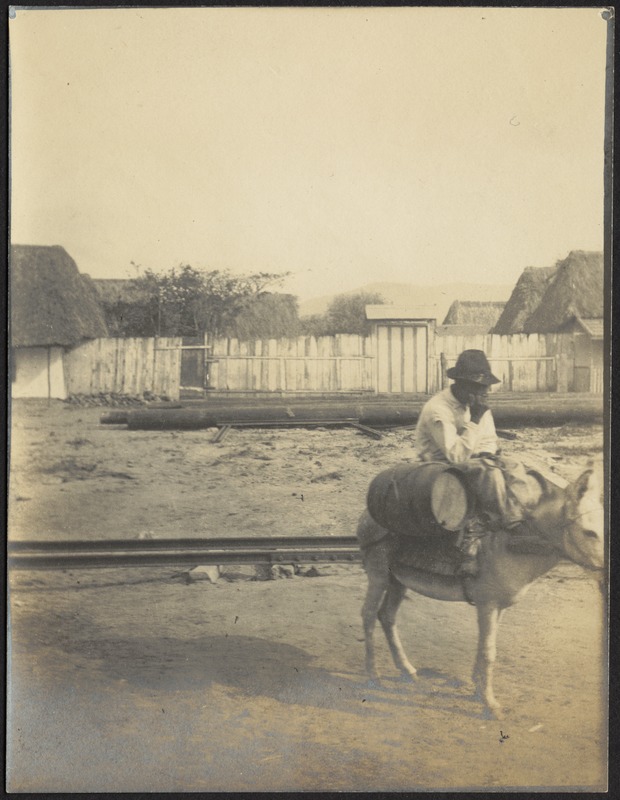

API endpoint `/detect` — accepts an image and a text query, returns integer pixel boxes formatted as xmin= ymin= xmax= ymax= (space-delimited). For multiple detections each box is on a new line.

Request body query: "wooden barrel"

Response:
xmin=366 ymin=462 xmax=472 ymax=537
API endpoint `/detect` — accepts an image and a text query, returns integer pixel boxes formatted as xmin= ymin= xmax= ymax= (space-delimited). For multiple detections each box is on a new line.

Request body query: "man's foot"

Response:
xmin=456 ymin=517 xmax=491 ymax=578
xmin=479 ymin=512 xmax=503 ymax=532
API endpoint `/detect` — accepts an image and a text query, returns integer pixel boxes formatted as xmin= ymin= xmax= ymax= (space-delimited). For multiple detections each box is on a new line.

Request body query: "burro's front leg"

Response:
xmin=472 ymin=603 xmax=504 ymax=718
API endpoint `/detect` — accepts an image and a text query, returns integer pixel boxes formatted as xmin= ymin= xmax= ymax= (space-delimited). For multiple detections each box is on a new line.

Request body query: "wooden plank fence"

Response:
xmin=209 ymin=334 xmax=374 ymax=393
xmin=590 ymin=366 xmax=604 ymax=394
xmin=64 ymin=337 xmax=183 ymax=398
xmin=62 ymin=329 xmax=600 ymax=398
xmin=432 ymin=332 xmax=576 ymax=394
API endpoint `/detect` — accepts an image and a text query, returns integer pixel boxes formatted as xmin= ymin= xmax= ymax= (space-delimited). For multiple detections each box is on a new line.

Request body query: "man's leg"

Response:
xmin=499 ymin=456 xmax=540 ymax=519
xmin=460 ymin=461 xmax=510 ymax=524
xmin=455 ymin=460 xmax=530 ymax=576
xmin=451 ymin=462 xmax=507 ymax=576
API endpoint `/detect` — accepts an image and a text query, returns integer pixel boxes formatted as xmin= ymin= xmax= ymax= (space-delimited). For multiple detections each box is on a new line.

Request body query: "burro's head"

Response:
xmin=560 ymin=469 xmax=605 ymax=570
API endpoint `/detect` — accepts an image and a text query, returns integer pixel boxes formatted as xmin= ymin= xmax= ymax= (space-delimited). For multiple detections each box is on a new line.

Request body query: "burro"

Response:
xmin=357 ymin=468 xmax=604 ymax=719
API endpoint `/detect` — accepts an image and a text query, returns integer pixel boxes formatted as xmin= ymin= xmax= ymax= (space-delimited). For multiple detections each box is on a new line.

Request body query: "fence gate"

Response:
xmin=179 ymin=336 xmax=208 ymax=395
xmin=375 ymin=323 xmax=429 ymax=394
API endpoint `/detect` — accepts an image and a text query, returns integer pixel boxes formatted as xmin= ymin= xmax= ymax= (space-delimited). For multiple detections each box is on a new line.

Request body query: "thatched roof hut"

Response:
xmin=492 ymin=265 xmax=557 ymax=334
xmin=442 ymin=300 xmax=505 ymax=328
xmin=92 ymin=278 xmax=149 ymax=304
xmin=11 ymin=245 xmax=108 ymax=347
xmin=521 ymin=251 xmax=603 ymax=333
xmin=435 ymin=324 xmax=493 ymax=336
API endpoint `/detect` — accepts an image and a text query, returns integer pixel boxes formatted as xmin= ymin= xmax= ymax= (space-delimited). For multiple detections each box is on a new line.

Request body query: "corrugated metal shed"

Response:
xmin=574 ymin=317 xmax=604 ymax=339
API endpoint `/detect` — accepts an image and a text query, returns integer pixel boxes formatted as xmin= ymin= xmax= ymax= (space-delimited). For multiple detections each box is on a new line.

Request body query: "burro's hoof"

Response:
xmin=399 ymin=669 xmax=418 ymax=683
xmin=484 ymin=704 xmax=504 ymax=721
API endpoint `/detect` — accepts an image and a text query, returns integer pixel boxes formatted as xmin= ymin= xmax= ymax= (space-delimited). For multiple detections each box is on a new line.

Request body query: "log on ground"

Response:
xmin=111 ymin=396 xmax=602 ymax=430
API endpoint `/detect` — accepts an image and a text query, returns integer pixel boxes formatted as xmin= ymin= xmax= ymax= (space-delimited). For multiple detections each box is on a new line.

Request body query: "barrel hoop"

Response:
xmin=391 ymin=478 xmax=400 ymax=502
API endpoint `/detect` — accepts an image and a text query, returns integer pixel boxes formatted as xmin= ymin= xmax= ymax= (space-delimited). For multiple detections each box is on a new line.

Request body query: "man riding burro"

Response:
xmin=414 ymin=349 xmax=537 ymax=576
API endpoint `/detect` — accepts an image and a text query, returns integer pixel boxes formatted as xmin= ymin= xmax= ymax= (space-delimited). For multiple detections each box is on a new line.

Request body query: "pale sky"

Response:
xmin=9 ymin=7 xmax=609 ymax=301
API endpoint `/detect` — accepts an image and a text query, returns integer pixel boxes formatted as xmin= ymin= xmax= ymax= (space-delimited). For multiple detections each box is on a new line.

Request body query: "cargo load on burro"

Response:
xmin=357 ymin=350 xmax=604 ymax=718
xmin=365 ymin=459 xmax=546 ymax=577
xmin=367 ymin=461 xmax=473 ymax=537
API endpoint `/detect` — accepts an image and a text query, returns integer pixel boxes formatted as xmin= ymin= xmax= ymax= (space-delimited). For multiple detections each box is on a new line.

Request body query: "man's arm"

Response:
xmin=427 ymin=412 xmax=484 ymax=464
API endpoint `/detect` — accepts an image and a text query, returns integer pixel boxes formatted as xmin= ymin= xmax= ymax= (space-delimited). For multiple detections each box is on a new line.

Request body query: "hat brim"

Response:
xmin=446 ymin=367 xmax=500 ymax=386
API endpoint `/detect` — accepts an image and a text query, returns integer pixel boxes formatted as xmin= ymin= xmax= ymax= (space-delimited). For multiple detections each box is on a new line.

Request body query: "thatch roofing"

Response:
xmin=442 ymin=300 xmax=505 ymax=327
xmin=10 ymin=245 xmax=109 ymax=347
xmin=492 ymin=265 xmax=557 ymax=334
xmin=492 ymin=251 xmax=604 ymax=334
xmin=435 ymin=324 xmax=492 ymax=336
xmin=92 ymin=278 xmax=149 ymax=304
xmin=522 ymin=251 xmax=603 ymax=333
xmin=365 ymin=304 xmax=439 ymax=320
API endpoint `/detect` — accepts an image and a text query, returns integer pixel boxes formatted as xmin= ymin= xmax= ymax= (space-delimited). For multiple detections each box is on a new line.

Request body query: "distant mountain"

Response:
xmin=299 ymin=282 xmax=514 ymax=324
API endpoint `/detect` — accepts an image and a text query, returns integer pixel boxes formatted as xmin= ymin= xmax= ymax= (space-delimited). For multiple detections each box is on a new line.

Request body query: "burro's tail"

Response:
xmin=355 ymin=510 xmax=387 ymax=547
xmin=356 ymin=509 xmax=391 ymax=550
xmin=356 ymin=509 xmax=394 ymax=575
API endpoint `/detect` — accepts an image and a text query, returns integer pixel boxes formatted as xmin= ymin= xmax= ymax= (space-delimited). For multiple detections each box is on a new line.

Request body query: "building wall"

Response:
xmin=373 ymin=323 xmax=429 ymax=393
xmin=12 ymin=347 xmax=67 ymax=399
xmin=573 ymin=334 xmax=604 ymax=393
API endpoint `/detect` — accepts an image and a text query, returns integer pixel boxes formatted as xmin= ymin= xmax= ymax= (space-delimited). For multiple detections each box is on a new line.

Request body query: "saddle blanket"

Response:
xmin=390 ymin=526 xmax=554 ymax=578
xmin=391 ymin=532 xmax=462 ymax=577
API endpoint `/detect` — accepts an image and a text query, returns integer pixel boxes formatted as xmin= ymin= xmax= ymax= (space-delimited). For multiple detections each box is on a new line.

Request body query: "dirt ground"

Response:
xmin=7 ymin=398 xmax=607 ymax=792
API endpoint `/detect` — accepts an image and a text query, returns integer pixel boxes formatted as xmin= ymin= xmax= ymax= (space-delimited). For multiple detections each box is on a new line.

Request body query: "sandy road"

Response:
xmin=7 ymin=400 xmax=607 ymax=791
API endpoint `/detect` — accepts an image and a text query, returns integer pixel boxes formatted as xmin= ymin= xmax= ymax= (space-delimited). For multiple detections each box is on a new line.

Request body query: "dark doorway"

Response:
xmin=180 ymin=336 xmax=207 ymax=397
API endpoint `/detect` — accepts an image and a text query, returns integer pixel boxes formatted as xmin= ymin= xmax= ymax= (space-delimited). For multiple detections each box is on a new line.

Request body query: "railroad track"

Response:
xmin=8 ymin=536 xmax=362 ymax=571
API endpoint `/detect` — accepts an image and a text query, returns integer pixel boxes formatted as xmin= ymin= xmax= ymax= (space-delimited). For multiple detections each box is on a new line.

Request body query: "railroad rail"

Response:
xmin=8 ymin=536 xmax=362 ymax=571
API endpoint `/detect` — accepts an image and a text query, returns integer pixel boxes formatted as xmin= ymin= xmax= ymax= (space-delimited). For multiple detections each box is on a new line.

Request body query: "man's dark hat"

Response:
xmin=446 ymin=349 xmax=500 ymax=386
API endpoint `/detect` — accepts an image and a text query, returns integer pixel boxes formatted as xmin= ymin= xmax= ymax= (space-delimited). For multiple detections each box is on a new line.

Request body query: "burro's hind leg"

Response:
xmin=378 ymin=577 xmax=417 ymax=681
xmin=472 ymin=603 xmax=504 ymax=718
xmin=361 ymin=568 xmax=389 ymax=685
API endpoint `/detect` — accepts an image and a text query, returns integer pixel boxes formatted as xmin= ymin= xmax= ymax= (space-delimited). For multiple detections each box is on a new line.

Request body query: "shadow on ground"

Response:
xmin=42 ymin=625 xmax=484 ymax=718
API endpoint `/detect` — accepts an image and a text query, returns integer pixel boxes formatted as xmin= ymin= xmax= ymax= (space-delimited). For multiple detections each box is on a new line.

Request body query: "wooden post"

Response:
xmin=47 ymin=347 xmax=51 ymax=401
xmin=336 ymin=335 xmax=343 ymax=391
xmin=440 ymin=352 xmax=448 ymax=389
xmin=557 ymin=353 xmax=569 ymax=393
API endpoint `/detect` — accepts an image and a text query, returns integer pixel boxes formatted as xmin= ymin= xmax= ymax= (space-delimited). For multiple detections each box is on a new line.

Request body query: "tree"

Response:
xmin=192 ymin=269 xmax=290 ymax=338
xmin=298 ymin=313 xmax=329 ymax=337
xmin=107 ymin=265 xmax=290 ymax=337
xmin=223 ymin=293 xmax=301 ymax=339
xmin=300 ymin=291 xmax=384 ymax=336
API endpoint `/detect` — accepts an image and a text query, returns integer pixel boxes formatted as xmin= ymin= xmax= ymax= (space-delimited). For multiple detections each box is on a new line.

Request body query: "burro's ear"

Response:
xmin=569 ymin=468 xmax=598 ymax=502
xmin=526 ymin=469 xmax=552 ymax=497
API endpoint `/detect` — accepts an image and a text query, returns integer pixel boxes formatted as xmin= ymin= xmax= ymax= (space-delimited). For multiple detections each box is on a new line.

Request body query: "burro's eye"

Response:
xmin=583 ymin=530 xmax=599 ymax=539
